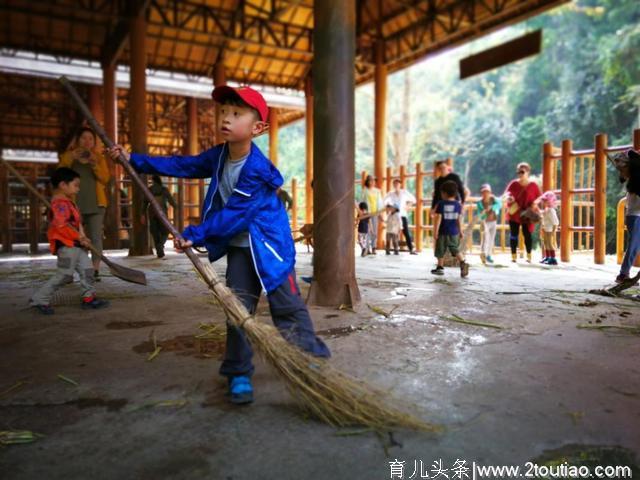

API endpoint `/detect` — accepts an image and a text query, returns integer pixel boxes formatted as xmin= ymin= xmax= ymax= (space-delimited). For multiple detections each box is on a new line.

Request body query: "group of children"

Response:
xmin=357 ymin=201 xmax=403 ymax=256
xmin=27 ymin=79 xmax=640 ymax=408
xmin=30 ymin=85 xmax=330 ymax=406
xmin=355 ymin=173 xmax=561 ymax=279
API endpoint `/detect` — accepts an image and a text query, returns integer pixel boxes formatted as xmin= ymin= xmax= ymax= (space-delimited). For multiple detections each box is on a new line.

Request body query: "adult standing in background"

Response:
xmin=503 ymin=162 xmax=541 ymax=264
xmin=431 ymin=160 xmax=466 ymax=212
xmin=58 ymin=127 xmax=110 ymax=281
xmin=142 ymin=175 xmax=177 ymax=259
xmin=359 ymin=175 xmax=383 ymax=255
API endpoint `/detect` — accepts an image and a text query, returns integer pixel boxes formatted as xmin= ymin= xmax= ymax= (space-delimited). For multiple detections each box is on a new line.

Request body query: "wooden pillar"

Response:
xmin=88 ymin=85 xmax=103 ymax=125
xmin=308 ymin=0 xmax=360 ymax=307
xmin=399 ymin=165 xmax=407 ymax=188
xmin=0 ymin=161 xmax=11 ymax=253
xmin=186 ymin=97 xmax=199 ymax=224
xmin=291 ymin=178 xmax=298 ymax=233
xmin=213 ymin=60 xmax=226 ymax=145
xmin=102 ymin=64 xmax=120 ymax=249
xmin=374 ymin=40 xmax=387 ymax=190
xmin=542 ymin=141 xmax=553 ymax=192
xmin=269 ymin=107 xmax=279 ymax=166
xmin=594 ymin=134 xmax=607 ymax=264
xmin=415 ymin=162 xmax=423 ymax=252
xmin=210 ymin=60 xmax=225 ymax=222
xmin=560 ymin=139 xmax=573 ymax=263
xmin=305 ymin=75 xmax=313 ymax=224
xmin=29 ymin=166 xmax=39 ymax=254
xmin=128 ymin=10 xmax=151 ymax=256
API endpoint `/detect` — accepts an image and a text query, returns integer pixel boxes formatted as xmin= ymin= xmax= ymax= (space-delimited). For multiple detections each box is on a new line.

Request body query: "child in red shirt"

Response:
xmin=30 ymin=168 xmax=109 ymax=314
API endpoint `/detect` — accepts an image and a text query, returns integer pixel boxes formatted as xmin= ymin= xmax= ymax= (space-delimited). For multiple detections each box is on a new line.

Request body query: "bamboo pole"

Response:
xmin=560 ymin=139 xmax=573 ymax=262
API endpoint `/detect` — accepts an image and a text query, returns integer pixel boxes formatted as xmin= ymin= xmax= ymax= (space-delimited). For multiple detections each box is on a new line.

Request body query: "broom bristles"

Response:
xmin=244 ymin=319 xmax=441 ymax=432
xmin=201 ymin=260 xmax=441 ymax=432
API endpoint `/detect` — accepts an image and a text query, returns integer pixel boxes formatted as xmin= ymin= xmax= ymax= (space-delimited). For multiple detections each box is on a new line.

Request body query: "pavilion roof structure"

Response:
xmin=0 ymin=0 xmax=567 ymax=153
xmin=0 ymin=72 xmax=304 ymax=154
xmin=1 ymin=0 xmax=566 ymax=88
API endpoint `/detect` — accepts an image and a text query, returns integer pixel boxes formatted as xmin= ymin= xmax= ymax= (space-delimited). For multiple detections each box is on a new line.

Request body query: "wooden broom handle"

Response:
xmin=59 ymin=76 xmax=217 ymax=286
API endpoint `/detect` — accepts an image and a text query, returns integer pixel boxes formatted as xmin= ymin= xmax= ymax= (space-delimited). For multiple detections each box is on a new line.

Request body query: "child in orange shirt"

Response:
xmin=30 ymin=168 xmax=109 ymax=314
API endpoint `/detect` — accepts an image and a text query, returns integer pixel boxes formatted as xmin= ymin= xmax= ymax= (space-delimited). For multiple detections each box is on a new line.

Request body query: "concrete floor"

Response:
xmin=1 ymin=245 xmax=639 ymax=479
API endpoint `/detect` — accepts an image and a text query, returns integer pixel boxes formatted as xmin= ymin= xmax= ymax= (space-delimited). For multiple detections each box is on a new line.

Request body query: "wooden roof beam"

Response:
xmin=381 ymin=0 xmax=566 ymax=70
xmin=147 ymin=0 xmax=313 ymax=57
xmin=101 ymin=0 xmax=151 ymax=68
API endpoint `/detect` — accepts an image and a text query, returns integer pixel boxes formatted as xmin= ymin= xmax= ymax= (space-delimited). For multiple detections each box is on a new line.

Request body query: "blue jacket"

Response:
xmin=130 ymin=142 xmax=295 ymax=293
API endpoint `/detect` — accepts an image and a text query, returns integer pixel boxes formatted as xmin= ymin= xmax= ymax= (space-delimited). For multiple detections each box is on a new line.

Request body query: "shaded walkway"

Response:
xmin=1 ymin=247 xmax=639 ymax=479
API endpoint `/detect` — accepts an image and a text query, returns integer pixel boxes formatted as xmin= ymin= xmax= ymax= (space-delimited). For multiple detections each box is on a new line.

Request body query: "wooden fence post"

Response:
xmin=291 ymin=178 xmax=298 ymax=233
xmin=385 ymin=166 xmax=392 ymax=193
xmin=560 ymin=139 xmax=573 ymax=263
xmin=594 ymin=133 xmax=607 ymax=264
xmin=415 ymin=162 xmax=423 ymax=252
xmin=29 ymin=166 xmax=39 ymax=254
xmin=542 ymin=141 xmax=553 ymax=192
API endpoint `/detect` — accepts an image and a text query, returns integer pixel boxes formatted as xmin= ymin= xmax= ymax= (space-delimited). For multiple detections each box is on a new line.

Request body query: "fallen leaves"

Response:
xmin=0 ymin=430 xmax=43 ymax=446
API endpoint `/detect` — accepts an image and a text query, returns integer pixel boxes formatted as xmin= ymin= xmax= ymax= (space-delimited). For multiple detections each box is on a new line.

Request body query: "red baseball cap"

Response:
xmin=212 ymin=85 xmax=269 ymax=122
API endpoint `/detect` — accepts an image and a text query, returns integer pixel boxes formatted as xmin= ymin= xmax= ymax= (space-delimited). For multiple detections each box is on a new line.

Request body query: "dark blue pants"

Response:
xmin=621 ymin=215 xmax=640 ymax=276
xmin=219 ymin=247 xmax=331 ymax=378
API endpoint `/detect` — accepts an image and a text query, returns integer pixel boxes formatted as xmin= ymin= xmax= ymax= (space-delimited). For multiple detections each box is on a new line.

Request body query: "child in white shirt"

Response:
xmin=385 ymin=204 xmax=402 ymax=255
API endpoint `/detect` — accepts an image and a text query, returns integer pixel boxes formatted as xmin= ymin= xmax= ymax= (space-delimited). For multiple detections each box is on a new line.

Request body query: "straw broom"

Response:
xmin=60 ymin=76 xmax=439 ymax=432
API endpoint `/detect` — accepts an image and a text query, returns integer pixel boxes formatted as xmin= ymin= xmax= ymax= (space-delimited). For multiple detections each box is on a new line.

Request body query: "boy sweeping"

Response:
xmin=30 ymin=167 xmax=109 ymax=314
xmin=107 ymin=86 xmax=330 ymax=405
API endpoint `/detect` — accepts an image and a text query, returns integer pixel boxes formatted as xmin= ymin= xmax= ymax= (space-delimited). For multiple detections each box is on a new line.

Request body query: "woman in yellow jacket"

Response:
xmin=59 ymin=127 xmax=110 ymax=280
